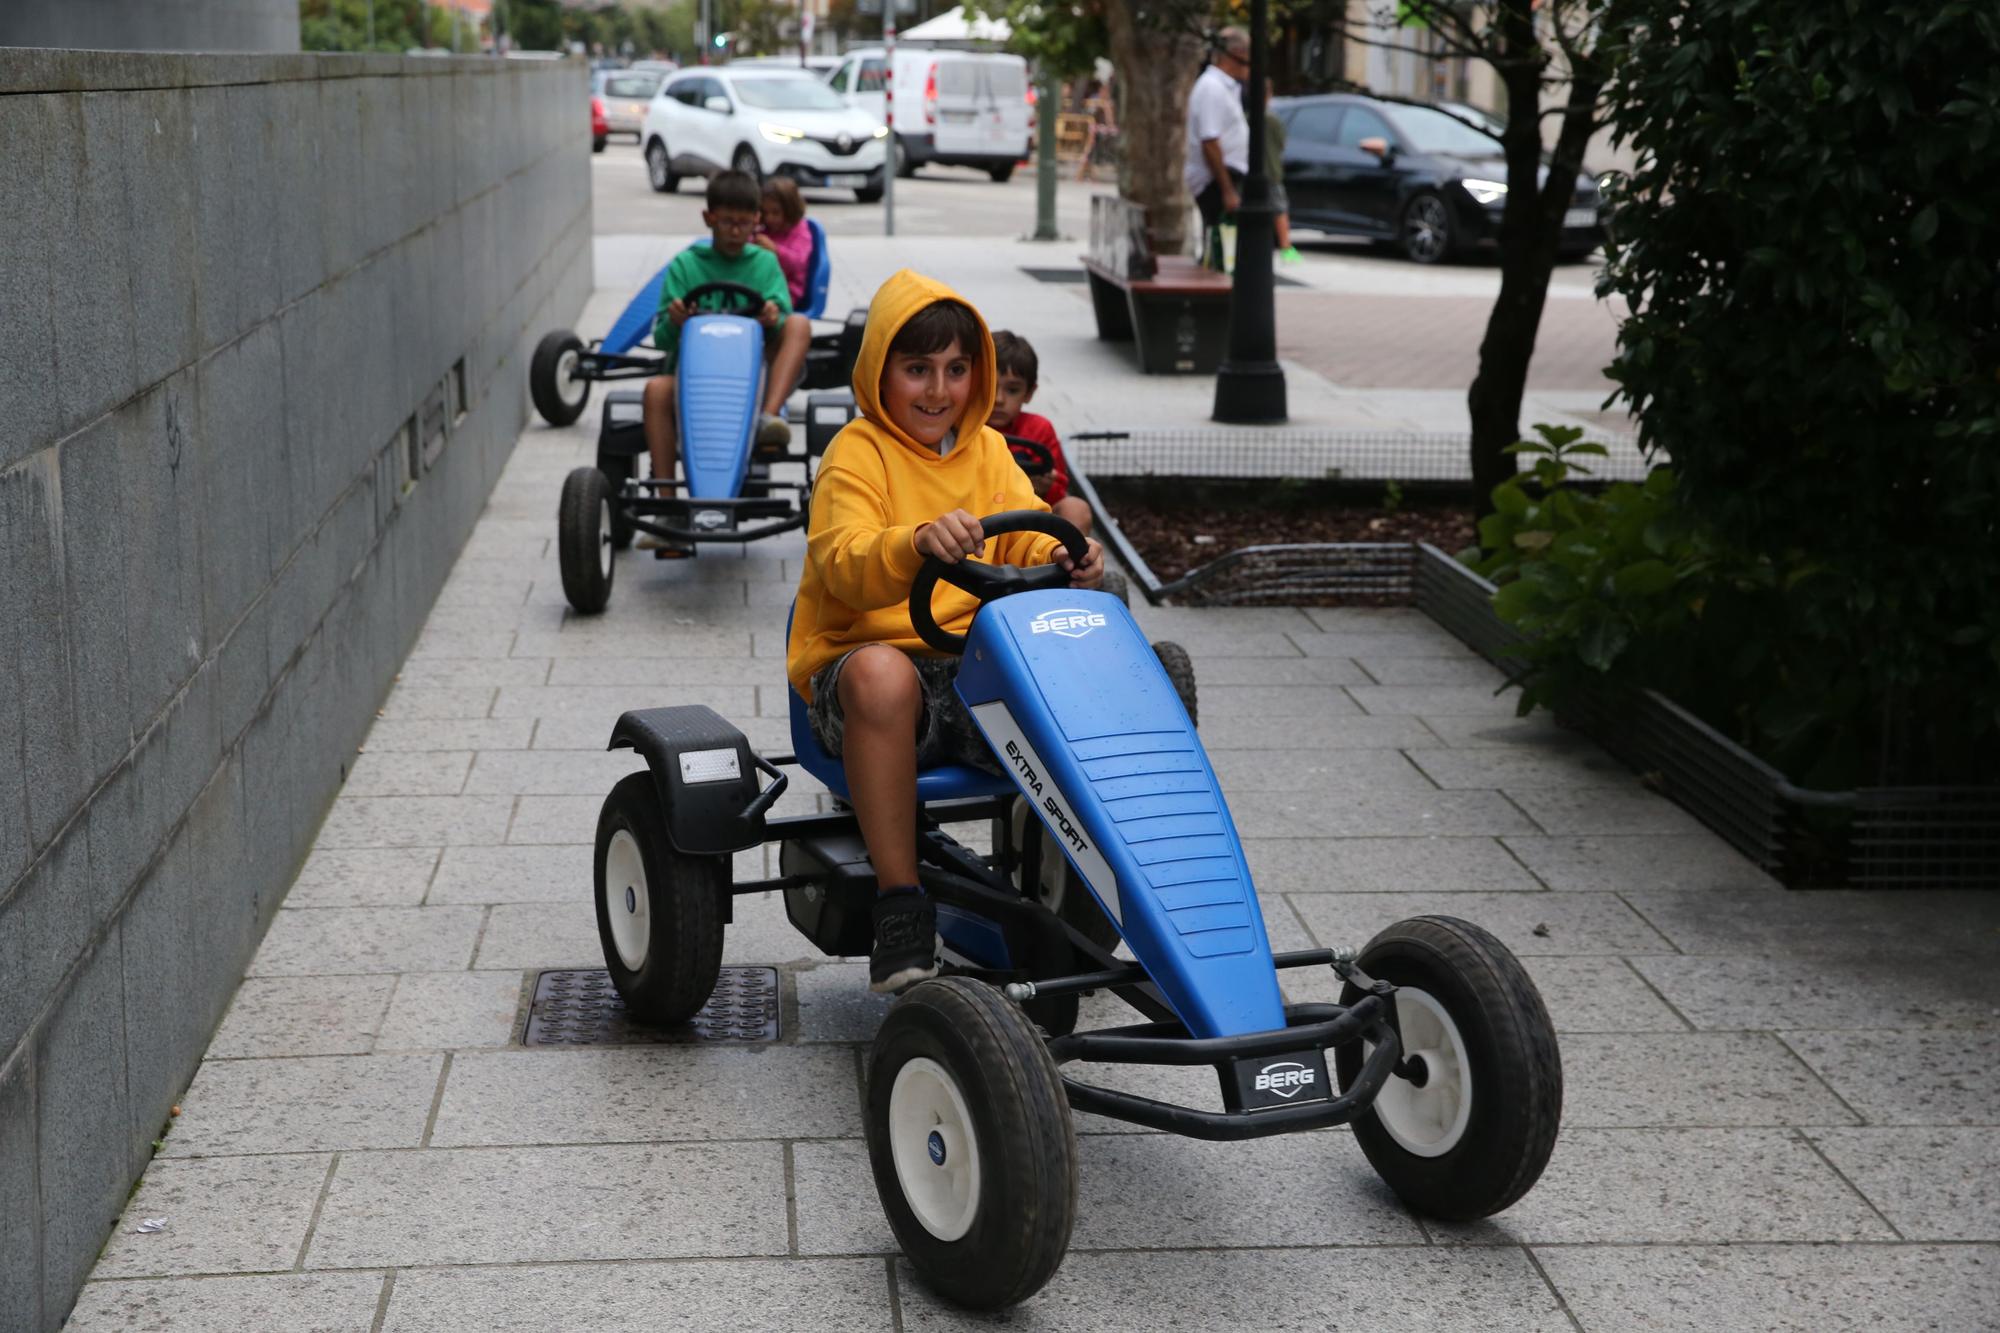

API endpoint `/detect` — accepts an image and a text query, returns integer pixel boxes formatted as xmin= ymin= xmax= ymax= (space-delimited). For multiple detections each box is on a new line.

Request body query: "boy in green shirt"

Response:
xmin=641 ymin=171 xmax=811 ymax=512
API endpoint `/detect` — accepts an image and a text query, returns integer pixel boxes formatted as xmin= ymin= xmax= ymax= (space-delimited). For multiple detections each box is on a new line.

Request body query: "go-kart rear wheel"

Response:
xmin=559 ymin=465 xmax=617 ymax=614
xmin=530 ymin=330 xmax=590 ymax=426
xmin=596 ymin=453 xmax=636 ymax=550
xmin=594 ymin=772 xmax=728 ymax=1025
xmin=1333 ymin=915 xmax=1562 ymax=1221
xmin=1151 ymin=640 xmax=1198 ymax=728
xmin=1100 ymin=567 xmax=1130 ymax=607
xmin=866 ymin=977 xmax=1077 ymax=1310
xmin=1009 ymin=797 xmax=1119 ymax=954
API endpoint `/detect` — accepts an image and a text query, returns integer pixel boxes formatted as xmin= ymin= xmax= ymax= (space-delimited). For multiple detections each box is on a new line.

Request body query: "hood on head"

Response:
xmin=851 ymin=269 xmax=995 ymax=457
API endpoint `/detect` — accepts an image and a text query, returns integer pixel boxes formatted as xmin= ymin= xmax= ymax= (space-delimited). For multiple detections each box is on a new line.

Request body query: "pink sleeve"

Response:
xmin=771 ymin=223 xmax=813 ymax=305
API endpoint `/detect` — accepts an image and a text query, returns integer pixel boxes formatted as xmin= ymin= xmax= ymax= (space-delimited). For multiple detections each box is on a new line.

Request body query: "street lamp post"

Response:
xmin=1211 ymin=0 xmax=1287 ymax=423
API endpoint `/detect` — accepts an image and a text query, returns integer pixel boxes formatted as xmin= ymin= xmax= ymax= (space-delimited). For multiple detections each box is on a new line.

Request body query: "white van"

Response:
xmin=827 ymin=47 xmax=1031 ymax=181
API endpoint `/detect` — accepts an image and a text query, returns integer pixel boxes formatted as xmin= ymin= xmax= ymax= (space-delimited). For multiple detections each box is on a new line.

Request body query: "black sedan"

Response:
xmin=1272 ymin=94 xmax=1604 ymax=263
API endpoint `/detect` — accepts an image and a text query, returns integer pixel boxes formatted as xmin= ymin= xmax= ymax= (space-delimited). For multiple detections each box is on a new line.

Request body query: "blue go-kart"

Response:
xmin=554 ymin=279 xmax=861 ymax=614
xmin=590 ymin=513 xmax=1563 ymax=1309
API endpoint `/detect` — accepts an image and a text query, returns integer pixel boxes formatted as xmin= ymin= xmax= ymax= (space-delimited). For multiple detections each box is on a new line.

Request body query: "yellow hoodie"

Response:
xmin=788 ymin=270 xmax=1060 ymax=701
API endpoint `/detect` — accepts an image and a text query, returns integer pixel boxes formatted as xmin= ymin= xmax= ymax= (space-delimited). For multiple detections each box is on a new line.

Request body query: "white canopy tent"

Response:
xmin=895 ymin=5 xmax=1013 ymax=43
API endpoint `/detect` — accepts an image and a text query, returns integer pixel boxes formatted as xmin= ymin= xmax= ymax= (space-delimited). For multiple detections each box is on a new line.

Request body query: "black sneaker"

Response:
xmin=870 ymin=888 xmax=939 ymax=993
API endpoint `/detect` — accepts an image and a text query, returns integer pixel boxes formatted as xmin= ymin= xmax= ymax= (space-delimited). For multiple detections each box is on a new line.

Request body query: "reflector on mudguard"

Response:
xmin=955 ymin=590 xmax=1286 ymax=1039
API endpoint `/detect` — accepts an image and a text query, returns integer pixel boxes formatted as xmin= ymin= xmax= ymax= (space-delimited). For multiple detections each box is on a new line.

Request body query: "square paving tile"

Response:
xmin=1197 ymin=685 xmax=1363 ymax=717
xmin=1556 ymin=1032 xmax=1859 ymax=1128
xmin=545 ymin=655 xmax=788 ymax=687
xmin=305 ymin=1143 xmax=786 ymax=1266
xmin=724 ymin=890 xmax=836 ymax=967
xmin=1289 ymin=891 xmax=1672 ymax=956
xmin=429 ymin=1046 xmax=863 ymax=1146
xmin=897 ymin=1247 xmax=1567 ymax=1332
xmin=357 ymin=717 xmax=536 ymax=752
xmin=489 ymin=683 xmax=758 ymax=721
xmin=208 ymin=975 xmax=396 ymax=1058
xmin=66 ymin=1273 xmax=386 ymax=1332
xmin=1505 ymin=787 xmax=1708 ymax=837
xmin=376 ymin=972 xmax=528 ymax=1050
xmin=377 ymin=685 xmax=498 ymax=720
xmin=1282 ymin=955 xmax=1693 ymax=1035
xmin=394 ymin=657 xmax=551 ymax=687
xmin=1227 ymin=789 xmax=1537 ymax=839
xmin=1406 ymin=747 xmax=1635 ymax=789
xmin=1414 ymin=713 xmax=1588 ymax=750
xmin=1537 ymin=1242 xmax=2000 ymax=1333
xmin=93 ymin=1153 xmax=333 ymax=1276
xmin=1174 ymin=655 xmax=1372 ymax=686
xmin=1246 ymin=836 xmax=1543 ymax=894
xmin=507 ymin=794 xmax=607 ymax=845
xmin=1632 ymin=955 xmax=2000 ymax=1031
xmin=1351 ymin=685 xmax=1520 ymax=716
xmin=313 ymin=796 xmax=516 ymax=848
xmin=1502 ymin=834 xmax=1779 ymax=892
xmin=285 ymin=847 xmax=441 ymax=909
xmin=472 ymin=902 xmax=601 ymax=970
xmin=1781 ymin=1030 xmax=2000 ymax=1125
xmin=1430 ymin=1128 xmax=1895 ymax=1244
xmin=429 ymin=843 xmax=593 ymax=905
xmin=1620 ymin=888 xmax=2000 ymax=959
xmin=381 ymin=1258 xmax=893 ymax=1332
xmin=1354 ymin=655 xmax=1507 ymax=686
xmin=162 ymin=1054 xmax=443 ymax=1157
xmin=249 ymin=906 xmax=486 ymax=976
xmin=794 ymin=963 xmax=892 ymax=1043
xmin=1208 ymin=749 xmax=1437 ymax=794
xmin=1190 ymin=714 xmax=1438 ymax=752
xmin=1806 ymin=1127 xmax=2000 ymax=1240
xmin=1288 ymin=631 xmax=1476 ymax=660
xmin=460 ymin=748 xmax=646 ymax=796
xmin=340 ymin=751 xmax=472 ymax=797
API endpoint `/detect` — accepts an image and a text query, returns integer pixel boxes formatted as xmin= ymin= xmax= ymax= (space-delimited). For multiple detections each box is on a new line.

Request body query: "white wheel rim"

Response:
xmin=597 ymin=498 xmax=615 ymax=578
xmin=888 ymin=1056 xmax=982 ymax=1242
xmin=1368 ymin=986 xmax=1472 ymax=1157
xmin=556 ymin=348 xmax=586 ymax=406
xmin=604 ymin=829 xmax=650 ymax=972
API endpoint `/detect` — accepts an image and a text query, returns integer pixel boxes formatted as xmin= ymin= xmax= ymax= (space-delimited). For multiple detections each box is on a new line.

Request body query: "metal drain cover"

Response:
xmin=523 ymin=968 xmax=780 ymax=1046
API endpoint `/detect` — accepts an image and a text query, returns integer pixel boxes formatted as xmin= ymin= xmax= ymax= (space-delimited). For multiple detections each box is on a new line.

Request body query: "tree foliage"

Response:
xmin=1595 ymin=0 xmax=2000 ymax=785
xmin=301 ymin=0 xmax=484 ymax=51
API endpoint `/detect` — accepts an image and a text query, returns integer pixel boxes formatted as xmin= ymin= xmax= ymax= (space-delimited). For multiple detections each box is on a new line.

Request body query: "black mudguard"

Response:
xmin=608 ymin=706 xmax=785 ymax=855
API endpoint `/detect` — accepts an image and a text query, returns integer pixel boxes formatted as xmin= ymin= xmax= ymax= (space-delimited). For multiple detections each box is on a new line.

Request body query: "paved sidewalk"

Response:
xmin=63 ymin=254 xmax=2000 ymax=1332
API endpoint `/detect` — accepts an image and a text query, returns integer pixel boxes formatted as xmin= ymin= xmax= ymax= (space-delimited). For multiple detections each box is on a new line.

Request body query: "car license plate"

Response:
xmin=828 ymin=173 xmax=867 ymax=187
xmin=1564 ymin=206 xmax=1597 ymax=228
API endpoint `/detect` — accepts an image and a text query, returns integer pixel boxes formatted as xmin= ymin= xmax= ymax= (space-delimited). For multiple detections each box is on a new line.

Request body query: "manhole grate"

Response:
xmin=523 ymin=968 xmax=780 ymax=1046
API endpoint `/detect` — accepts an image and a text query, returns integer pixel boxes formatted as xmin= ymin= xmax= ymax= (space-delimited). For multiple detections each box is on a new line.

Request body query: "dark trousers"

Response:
xmin=1194 ymin=168 xmax=1245 ymax=232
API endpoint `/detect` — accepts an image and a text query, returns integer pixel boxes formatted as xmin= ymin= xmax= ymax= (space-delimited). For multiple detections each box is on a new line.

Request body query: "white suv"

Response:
xmin=642 ymin=67 xmax=889 ymax=202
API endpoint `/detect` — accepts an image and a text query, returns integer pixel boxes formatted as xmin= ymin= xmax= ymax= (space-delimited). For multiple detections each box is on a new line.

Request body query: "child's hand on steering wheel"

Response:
xmin=758 ymin=300 xmax=783 ymax=330
xmin=1059 ymin=538 xmax=1104 ymax=590
xmin=666 ymin=298 xmax=691 ymax=328
xmin=915 ymin=509 xmax=986 ymax=563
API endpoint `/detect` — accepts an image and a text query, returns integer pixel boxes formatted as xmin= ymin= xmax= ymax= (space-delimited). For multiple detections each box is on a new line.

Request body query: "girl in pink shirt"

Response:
xmin=751 ymin=177 xmax=812 ymax=308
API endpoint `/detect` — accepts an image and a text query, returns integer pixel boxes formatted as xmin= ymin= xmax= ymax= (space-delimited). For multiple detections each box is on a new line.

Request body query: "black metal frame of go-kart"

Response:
xmin=610 ymin=703 xmax=1414 ymax=1141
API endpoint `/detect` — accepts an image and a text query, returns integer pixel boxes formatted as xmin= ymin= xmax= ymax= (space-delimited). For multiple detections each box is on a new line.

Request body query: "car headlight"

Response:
xmin=872 ymin=125 xmax=890 ymax=139
xmin=1461 ymin=178 xmax=1508 ymax=205
xmin=759 ymin=123 xmax=804 ymax=144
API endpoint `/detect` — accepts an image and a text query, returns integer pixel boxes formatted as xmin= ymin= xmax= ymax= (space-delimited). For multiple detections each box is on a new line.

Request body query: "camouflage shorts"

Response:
xmin=806 ymin=649 xmax=1002 ymax=775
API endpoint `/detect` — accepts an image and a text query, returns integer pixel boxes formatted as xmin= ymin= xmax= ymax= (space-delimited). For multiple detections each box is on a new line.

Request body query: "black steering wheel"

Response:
xmin=679 ymin=280 xmax=768 ymax=316
xmin=909 ymin=511 xmax=1088 ymax=655
xmin=1005 ymin=434 xmax=1055 ymax=478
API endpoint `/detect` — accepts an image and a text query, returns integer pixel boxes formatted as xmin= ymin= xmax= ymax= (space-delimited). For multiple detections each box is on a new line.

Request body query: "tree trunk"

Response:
xmin=1467 ymin=3 xmax=1604 ymax=516
xmin=1101 ymin=0 xmax=1202 ymax=256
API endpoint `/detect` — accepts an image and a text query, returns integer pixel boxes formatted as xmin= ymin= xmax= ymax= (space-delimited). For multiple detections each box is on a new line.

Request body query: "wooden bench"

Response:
xmin=1081 ymin=195 xmax=1232 ymax=375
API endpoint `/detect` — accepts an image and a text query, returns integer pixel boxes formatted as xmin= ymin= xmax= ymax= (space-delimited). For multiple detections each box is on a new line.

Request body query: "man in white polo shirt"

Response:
xmin=1184 ymin=27 xmax=1251 ymax=249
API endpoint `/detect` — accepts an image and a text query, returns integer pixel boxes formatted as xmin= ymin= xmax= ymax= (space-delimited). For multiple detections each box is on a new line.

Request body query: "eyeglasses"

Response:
xmin=710 ymin=214 xmax=759 ymax=232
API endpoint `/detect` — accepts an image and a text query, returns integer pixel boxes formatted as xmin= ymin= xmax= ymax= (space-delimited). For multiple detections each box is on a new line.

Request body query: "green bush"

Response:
xmin=1589 ymin=0 xmax=2000 ymax=787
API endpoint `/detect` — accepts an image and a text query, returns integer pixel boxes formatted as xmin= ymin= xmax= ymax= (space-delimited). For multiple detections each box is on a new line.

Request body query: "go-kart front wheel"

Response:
xmin=530 ymin=330 xmax=590 ymax=426
xmin=594 ymin=772 xmax=727 ymax=1025
xmin=1334 ymin=915 xmax=1562 ymax=1221
xmin=866 ymin=977 xmax=1078 ymax=1310
xmin=559 ymin=466 xmax=617 ymax=614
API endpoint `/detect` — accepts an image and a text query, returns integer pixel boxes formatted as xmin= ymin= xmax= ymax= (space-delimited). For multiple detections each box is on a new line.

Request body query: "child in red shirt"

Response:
xmin=988 ymin=331 xmax=1092 ymax=538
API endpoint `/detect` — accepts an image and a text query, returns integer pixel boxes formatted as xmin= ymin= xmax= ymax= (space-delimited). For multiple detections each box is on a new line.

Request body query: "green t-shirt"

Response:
xmin=1264 ymin=111 xmax=1286 ymax=184
xmin=651 ymin=242 xmax=792 ymax=371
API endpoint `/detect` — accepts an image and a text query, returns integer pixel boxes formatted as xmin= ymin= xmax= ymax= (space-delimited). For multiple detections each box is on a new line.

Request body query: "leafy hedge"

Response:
xmin=1548 ymin=0 xmax=2000 ymax=788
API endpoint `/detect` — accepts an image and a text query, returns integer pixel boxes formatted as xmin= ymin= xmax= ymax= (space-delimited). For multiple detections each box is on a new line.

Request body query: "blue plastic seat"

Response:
xmin=797 ymin=217 xmax=831 ymax=320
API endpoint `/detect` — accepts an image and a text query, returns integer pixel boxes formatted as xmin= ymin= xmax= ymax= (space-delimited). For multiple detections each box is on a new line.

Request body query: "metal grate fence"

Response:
xmin=1069 ymin=428 xmax=1650 ymax=486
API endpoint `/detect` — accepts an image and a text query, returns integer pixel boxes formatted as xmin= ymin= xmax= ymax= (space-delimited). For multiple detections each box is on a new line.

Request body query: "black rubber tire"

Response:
xmin=596 ymin=452 xmax=635 ymax=550
xmin=1151 ymin=640 xmax=1197 ymax=729
xmin=1400 ymin=191 xmax=1455 ymax=265
xmin=645 ymin=138 xmax=678 ymax=193
xmin=732 ymin=145 xmax=761 ymax=184
xmin=594 ymin=772 xmax=728 ymax=1025
xmin=854 ymin=185 xmax=884 ymax=204
xmin=866 ymin=978 xmax=1078 ymax=1309
xmin=592 ymin=135 xmax=607 ymax=154
xmin=988 ymin=162 xmax=1015 ymax=183
xmin=1333 ymin=915 xmax=1563 ymax=1221
xmin=558 ymin=465 xmax=616 ymax=614
xmin=1100 ymin=567 xmax=1130 ymax=607
xmin=530 ymin=330 xmax=589 ymax=426
xmin=1009 ymin=797 xmax=1119 ymax=957
xmin=894 ymin=138 xmax=917 ymax=178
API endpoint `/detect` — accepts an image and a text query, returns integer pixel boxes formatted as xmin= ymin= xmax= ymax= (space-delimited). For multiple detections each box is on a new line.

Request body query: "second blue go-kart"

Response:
xmin=556 ymin=280 xmax=824 ymax=614
xmin=587 ymin=512 xmax=1564 ymax=1310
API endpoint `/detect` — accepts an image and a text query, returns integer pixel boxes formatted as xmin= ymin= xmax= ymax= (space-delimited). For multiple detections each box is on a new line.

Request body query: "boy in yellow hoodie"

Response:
xmin=789 ymin=270 xmax=1104 ymax=991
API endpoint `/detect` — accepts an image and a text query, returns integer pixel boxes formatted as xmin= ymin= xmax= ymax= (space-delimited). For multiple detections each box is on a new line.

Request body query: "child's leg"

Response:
xmin=762 ymin=315 xmax=811 ymax=417
xmin=641 ymin=373 xmax=678 ymax=486
xmin=834 ymin=645 xmax=922 ymax=890
xmin=1276 ymin=209 xmax=1292 ymax=250
xmin=1053 ymin=495 xmax=1094 ymax=540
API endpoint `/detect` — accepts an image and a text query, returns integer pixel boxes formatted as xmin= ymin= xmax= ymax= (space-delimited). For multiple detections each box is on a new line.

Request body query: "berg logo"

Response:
xmin=699 ymin=322 xmax=747 ymax=338
xmin=1029 ymin=608 xmax=1107 ymax=639
xmin=1253 ymin=1061 xmax=1316 ymax=1099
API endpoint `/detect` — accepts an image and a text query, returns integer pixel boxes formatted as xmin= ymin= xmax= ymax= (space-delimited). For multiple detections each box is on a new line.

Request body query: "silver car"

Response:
xmin=600 ymin=70 xmax=666 ymax=143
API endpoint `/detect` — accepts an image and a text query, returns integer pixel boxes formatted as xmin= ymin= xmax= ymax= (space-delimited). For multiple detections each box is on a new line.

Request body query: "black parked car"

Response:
xmin=1272 ymin=93 xmax=1604 ymax=263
